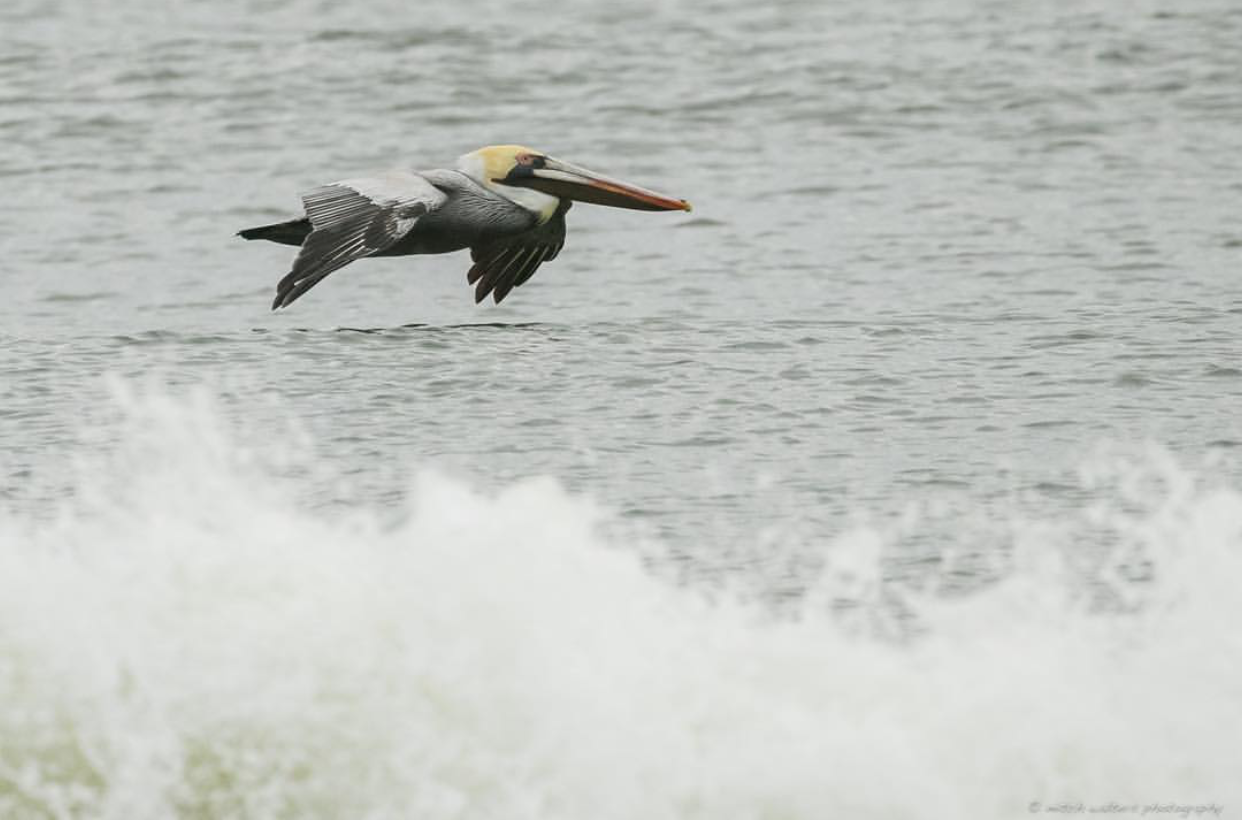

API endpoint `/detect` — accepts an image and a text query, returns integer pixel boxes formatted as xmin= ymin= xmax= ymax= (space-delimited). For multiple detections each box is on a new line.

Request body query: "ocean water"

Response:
xmin=3 ymin=0 xmax=1242 ymax=816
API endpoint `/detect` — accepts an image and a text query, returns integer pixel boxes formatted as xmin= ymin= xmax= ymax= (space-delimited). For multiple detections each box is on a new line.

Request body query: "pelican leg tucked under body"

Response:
xmin=238 ymin=145 xmax=692 ymax=309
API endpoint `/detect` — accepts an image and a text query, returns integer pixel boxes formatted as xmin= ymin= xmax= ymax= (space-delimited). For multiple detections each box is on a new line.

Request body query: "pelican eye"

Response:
xmin=515 ymin=153 xmax=546 ymax=169
xmin=499 ymin=153 xmax=545 ymax=183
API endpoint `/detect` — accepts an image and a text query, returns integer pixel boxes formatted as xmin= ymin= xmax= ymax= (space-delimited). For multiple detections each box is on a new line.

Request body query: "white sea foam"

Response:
xmin=1 ymin=387 xmax=1239 ymax=819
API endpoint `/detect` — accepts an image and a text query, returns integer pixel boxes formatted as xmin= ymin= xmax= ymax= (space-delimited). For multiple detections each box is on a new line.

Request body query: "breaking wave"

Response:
xmin=1 ymin=385 xmax=1239 ymax=818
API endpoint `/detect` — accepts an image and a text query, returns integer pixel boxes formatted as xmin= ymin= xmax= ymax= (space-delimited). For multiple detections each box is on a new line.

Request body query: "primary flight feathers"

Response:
xmin=238 ymin=145 xmax=692 ymax=310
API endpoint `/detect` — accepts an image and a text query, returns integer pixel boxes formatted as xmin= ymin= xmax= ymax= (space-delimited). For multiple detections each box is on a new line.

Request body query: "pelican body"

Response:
xmin=238 ymin=145 xmax=692 ymax=309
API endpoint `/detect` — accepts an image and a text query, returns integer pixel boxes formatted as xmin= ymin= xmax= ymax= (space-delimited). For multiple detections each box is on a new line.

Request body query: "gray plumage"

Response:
xmin=244 ymin=169 xmax=568 ymax=310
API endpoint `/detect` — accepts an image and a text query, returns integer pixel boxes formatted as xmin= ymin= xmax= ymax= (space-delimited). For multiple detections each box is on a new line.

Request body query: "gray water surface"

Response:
xmin=3 ymin=0 xmax=1242 ymax=577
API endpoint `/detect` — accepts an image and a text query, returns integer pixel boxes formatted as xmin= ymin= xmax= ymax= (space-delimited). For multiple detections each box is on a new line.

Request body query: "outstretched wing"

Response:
xmin=272 ymin=172 xmax=447 ymax=310
xmin=467 ymin=200 xmax=571 ymax=305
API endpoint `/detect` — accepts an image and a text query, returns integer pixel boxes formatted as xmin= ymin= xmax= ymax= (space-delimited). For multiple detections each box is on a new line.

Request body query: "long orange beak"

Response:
xmin=514 ymin=157 xmax=692 ymax=212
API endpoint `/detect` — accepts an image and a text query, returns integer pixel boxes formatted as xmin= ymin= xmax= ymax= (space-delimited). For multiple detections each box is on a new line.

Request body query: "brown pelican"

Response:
xmin=238 ymin=145 xmax=692 ymax=309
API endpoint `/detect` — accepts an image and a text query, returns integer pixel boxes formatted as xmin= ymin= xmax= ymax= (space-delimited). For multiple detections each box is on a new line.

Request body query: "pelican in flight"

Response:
xmin=239 ymin=145 xmax=692 ymax=309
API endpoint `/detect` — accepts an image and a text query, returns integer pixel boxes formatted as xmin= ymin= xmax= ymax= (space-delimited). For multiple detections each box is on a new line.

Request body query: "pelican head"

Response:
xmin=457 ymin=145 xmax=692 ymax=221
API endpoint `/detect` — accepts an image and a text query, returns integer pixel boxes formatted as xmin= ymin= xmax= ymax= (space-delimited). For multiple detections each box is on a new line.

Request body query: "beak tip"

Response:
xmin=681 ymin=200 xmax=693 ymax=213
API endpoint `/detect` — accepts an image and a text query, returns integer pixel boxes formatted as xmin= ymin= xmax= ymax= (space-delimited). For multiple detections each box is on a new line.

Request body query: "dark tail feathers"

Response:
xmin=237 ymin=218 xmax=312 ymax=247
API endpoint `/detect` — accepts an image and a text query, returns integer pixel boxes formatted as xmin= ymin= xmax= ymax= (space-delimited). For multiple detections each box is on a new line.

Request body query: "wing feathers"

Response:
xmin=494 ymin=247 xmax=548 ymax=303
xmin=466 ymin=200 xmax=570 ymax=306
xmin=488 ymin=248 xmax=533 ymax=305
xmin=473 ymin=247 xmax=523 ymax=304
xmin=512 ymin=246 xmax=549 ymax=289
xmin=271 ymin=174 xmax=443 ymax=310
xmin=467 ymin=246 xmax=510 ymax=286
